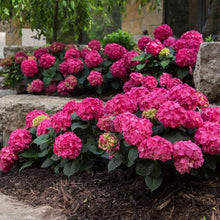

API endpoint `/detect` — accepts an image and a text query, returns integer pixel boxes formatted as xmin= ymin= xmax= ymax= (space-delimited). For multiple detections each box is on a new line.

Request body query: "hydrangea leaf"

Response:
xmin=145 ymin=175 xmax=163 ymax=192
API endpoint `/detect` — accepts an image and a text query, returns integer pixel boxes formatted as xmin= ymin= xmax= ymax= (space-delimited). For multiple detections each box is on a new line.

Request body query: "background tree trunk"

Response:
xmin=53 ymin=0 xmax=59 ymax=42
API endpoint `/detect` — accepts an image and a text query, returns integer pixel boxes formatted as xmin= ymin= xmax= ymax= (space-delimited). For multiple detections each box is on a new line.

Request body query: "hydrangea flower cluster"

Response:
xmin=126 ymin=86 xmax=149 ymax=102
xmin=97 ymin=115 xmax=116 ymax=132
xmin=163 ymin=36 xmax=176 ymax=47
xmin=141 ymin=75 xmax=158 ymax=91
xmin=21 ymin=60 xmax=38 ymax=77
xmin=146 ymin=39 xmax=164 ymax=56
xmin=50 ymin=42 xmax=65 ymax=53
xmin=201 ymin=107 xmax=220 ymax=123
xmin=98 ymin=133 xmax=119 ymax=152
xmin=153 ymin=24 xmax=173 ymax=42
xmin=104 ymin=43 xmax=127 ymax=60
xmin=77 ymin=97 xmax=104 ymax=121
xmin=64 ymin=75 xmax=77 ymax=91
xmin=32 ymin=114 xmax=50 ymax=127
xmin=29 ymin=79 xmax=44 ymax=93
xmin=87 ymin=71 xmax=103 ymax=86
xmin=15 ymin=51 xmax=28 ymax=64
xmin=53 ymin=132 xmax=82 ymax=159
xmin=64 ymin=48 xmax=81 ymax=59
xmin=88 ymin=40 xmax=101 ymax=51
xmin=85 ymin=50 xmax=102 ymax=68
xmin=36 ymin=119 xmax=52 ymax=136
xmin=59 ymin=58 xmax=83 ymax=76
xmin=44 ymin=82 xmax=57 ymax=95
xmin=57 ymin=81 xmax=69 ymax=96
xmin=38 ymin=53 xmax=56 ymax=69
xmin=138 ymin=36 xmax=151 ymax=50
xmin=62 ymin=100 xmax=79 ymax=117
xmin=110 ymin=58 xmax=129 ymax=78
xmin=34 ymin=48 xmax=49 ymax=60
xmin=138 ymin=136 xmax=173 ymax=162
xmin=173 ymin=140 xmax=204 ymax=174
xmin=123 ymin=51 xmax=140 ymax=68
xmin=159 ymin=72 xmax=182 ymax=90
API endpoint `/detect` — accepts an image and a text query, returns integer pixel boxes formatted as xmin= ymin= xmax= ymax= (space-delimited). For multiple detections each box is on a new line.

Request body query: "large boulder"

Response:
xmin=0 ymin=94 xmax=78 ymax=146
xmin=193 ymin=42 xmax=220 ymax=102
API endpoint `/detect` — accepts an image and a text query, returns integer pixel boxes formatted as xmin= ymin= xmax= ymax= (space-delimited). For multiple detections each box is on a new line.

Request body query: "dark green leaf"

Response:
xmin=40 ymin=142 xmax=49 ymax=151
xmin=41 ymin=158 xmax=55 ymax=168
xmin=38 ymin=148 xmax=50 ymax=157
xmin=177 ymin=68 xmax=189 ymax=80
xmin=128 ymin=147 xmax=139 ymax=163
xmin=145 ymin=53 xmax=153 ymax=59
xmin=111 ymin=81 xmax=120 ymax=90
xmin=136 ymin=160 xmax=154 ymax=176
xmin=43 ymin=77 xmax=52 ymax=87
xmin=80 ymin=159 xmax=94 ymax=171
xmin=71 ymin=122 xmax=88 ymax=131
xmin=96 ymin=86 xmax=102 ymax=95
xmin=205 ymin=156 xmax=216 ymax=171
xmin=151 ymin=161 xmax=162 ymax=178
xmin=29 ymin=128 xmax=36 ymax=135
xmin=71 ymin=112 xmax=79 ymax=120
xmin=107 ymin=153 xmax=123 ymax=171
xmin=162 ymin=130 xmax=190 ymax=144
xmin=19 ymin=160 xmax=34 ymax=172
xmin=145 ymin=175 xmax=163 ymax=192
xmin=53 ymin=73 xmax=63 ymax=81
xmin=20 ymin=149 xmax=39 ymax=159
xmin=51 ymin=154 xmax=60 ymax=161
xmin=160 ymin=60 xmax=170 ymax=69
xmin=131 ymin=56 xmax=144 ymax=62
xmin=54 ymin=165 xmax=60 ymax=174
xmin=33 ymin=134 xmax=50 ymax=145
xmin=152 ymin=124 xmax=165 ymax=135
xmin=136 ymin=63 xmax=146 ymax=71
xmin=63 ymin=160 xmax=80 ymax=177
xmin=88 ymin=144 xmax=104 ymax=155
xmin=58 ymin=158 xmax=69 ymax=168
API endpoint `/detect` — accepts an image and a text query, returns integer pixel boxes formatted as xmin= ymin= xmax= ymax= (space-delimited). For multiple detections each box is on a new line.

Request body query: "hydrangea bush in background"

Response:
xmin=0 ymin=24 xmax=204 ymax=96
xmin=0 ymin=73 xmax=219 ymax=192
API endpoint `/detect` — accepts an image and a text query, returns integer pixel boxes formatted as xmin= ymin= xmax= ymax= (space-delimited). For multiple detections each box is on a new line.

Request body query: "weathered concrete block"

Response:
xmin=194 ymin=42 xmax=220 ymax=102
xmin=0 ymin=94 xmax=79 ymax=146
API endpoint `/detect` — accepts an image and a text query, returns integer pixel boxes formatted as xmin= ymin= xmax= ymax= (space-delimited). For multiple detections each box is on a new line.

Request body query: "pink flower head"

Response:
xmin=38 ymin=53 xmax=56 ymax=69
xmin=174 ymin=39 xmax=188 ymax=52
xmin=51 ymin=110 xmax=72 ymax=133
xmin=110 ymin=58 xmax=129 ymax=78
xmin=36 ymin=119 xmax=52 ymax=136
xmin=163 ymin=36 xmax=176 ymax=47
xmin=62 ymin=100 xmax=79 ymax=117
xmin=194 ymin=121 xmax=220 ymax=155
xmin=195 ymin=92 xmax=209 ymax=109
xmin=175 ymin=48 xmax=197 ymax=69
xmin=138 ymin=88 xmax=169 ymax=111
xmin=173 ymin=141 xmax=204 ymax=174
xmin=34 ymin=47 xmax=49 ymax=60
xmin=60 ymin=58 xmax=83 ymax=76
xmin=126 ymin=86 xmax=149 ymax=103
xmin=104 ymin=43 xmax=127 ymax=60
xmin=138 ymin=36 xmax=151 ymax=50
xmin=123 ymin=79 xmax=140 ymax=92
xmin=141 ymin=75 xmax=158 ymax=91
xmin=129 ymin=72 xmax=144 ymax=84
xmin=153 ymin=24 xmax=173 ymax=42
xmin=0 ymin=58 xmax=13 ymax=66
xmin=98 ymin=133 xmax=119 ymax=152
xmin=80 ymin=48 xmax=90 ymax=60
xmin=50 ymin=42 xmax=65 ymax=53
xmin=85 ymin=50 xmax=102 ymax=68
xmin=157 ymin=101 xmax=187 ymax=128
xmin=0 ymin=146 xmax=18 ymax=173
xmin=138 ymin=136 xmax=173 ymax=162
xmin=201 ymin=107 xmax=220 ymax=124
xmin=77 ymin=97 xmax=104 ymax=121
xmin=64 ymin=48 xmax=81 ymax=59
xmin=159 ymin=72 xmax=172 ymax=88
xmin=21 ymin=60 xmax=38 ymax=77
xmin=97 ymin=115 xmax=116 ymax=132
xmin=169 ymin=84 xmax=198 ymax=110
xmin=87 ymin=71 xmax=103 ymax=86
xmin=65 ymin=44 xmax=75 ymax=50
xmin=15 ymin=51 xmax=28 ymax=64
xmin=184 ymin=110 xmax=203 ymax=128
xmin=123 ymin=51 xmax=140 ymax=68
xmin=146 ymin=39 xmax=165 ymax=56
xmin=88 ymin=40 xmax=101 ymax=51
xmin=53 ymin=132 xmax=82 ymax=159
xmin=30 ymin=79 xmax=44 ymax=93
xmin=104 ymin=93 xmax=137 ymax=116
xmin=25 ymin=110 xmax=50 ymax=129
xmin=7 ymin=129 xmax=32 ymax=153
xmin=57 ymin=81 xmax=69 ymax=96
xmin=44 ymin=82 xmax=57 ymax=95
xmin=64 ymin=75 xmax=77 ymax=91
xmin=167 ymin=78 xmax=183 ymax=89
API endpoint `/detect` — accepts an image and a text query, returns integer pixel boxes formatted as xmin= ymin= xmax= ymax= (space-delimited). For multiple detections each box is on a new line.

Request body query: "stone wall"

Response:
xmin=122 ymin=0 xmax=164 ymax=39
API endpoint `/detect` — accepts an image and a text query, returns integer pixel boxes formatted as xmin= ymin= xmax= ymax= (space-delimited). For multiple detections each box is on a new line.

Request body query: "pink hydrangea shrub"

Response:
xmin=50 ymin=42 xmax=65 ymax=53
xmin=25 ymin=110 xmax=50 ymax=129
xmin=77 ymin=97 xmax=104 ymax=120
xmin=64 ymin=48 xmax=81 ymax=59
xmin=195 ymin=92 xmax=209 ymax=109
xmin=53 ymin=132 xmax=82 ymax=159
xmin=194 ymin=121 xmax=220 ymax=155
xmin=34 ymin=47 xmax=49 ymax=60
xmin=15 ymin=51 xmax=28 ymax=64
xmin=51 ymin=111 xmax=72 ymax=133
xmin=7 ymin=129 xmax=32 ymax=153
xmin=159 ymin=72 xmax=172 ymax=87
xmin=60 ymin=58 xmax=83 ymax=76
xmin=138 ymin=136 xmax=173 ymax=162
xmin=85 ymin=50 xmax=102 ymax=68
xmin=44 ymin=82 xmax=57 ymax=95
xmin=123 ymin=79 xmax=140 ymax=92
xmin=21 ymin=60 xmax=38 ymax=77
xmin=110 ymin=58 xmax=129 ymax=78
xmin=87 ymin=71 xmax=103 ymax=86
xmin=62 ymin=100 xmax=79 ymax=117
xmin=201 ymin=107 xmax=220 ymax=124
xmin=123 ymin=51 xmax=140 ymax=68
xmin=0 ymin=146 xmax=18 ymax=173
xmin=153 ymin=24 xmax=173 ymax=42
xmin=104 ymin=43 xmax=127 ymax=60
xmin=30 ymin=79 xmax=44 ymax=93
xmin=157 ymin=101 xmax=187 ymax=128
xmin=146 ymin=39 xmax=164 ymax=56
xmin=138 ymin=36 xmax=151 ymax=50
xmin=104 ymin=94 xmax=137 ymax=116
xmin=184 ymin=110 xmax=203 ymax=128
xmin=173 ymin=140 xmax=204 ymax=174
xmin=80 ymin=48 xmax=90 ymax=60
xmin=88 ymin=40 xmax=101 ymax=51
xmin=126 ymin=86 xmax=149 ymax=104
xmin=36 ymin=119 xmax=52 ymax=136
xmin=129 ymin=72 xmax=144 ymax=84
xmin=141 ymin=75 xmax=158 ymax=91
xmin=97 ymin=115 xmax=116 ymax=132
xmin=163 ymin=36 xmax=176 ymax=47
xmin=38 ymin=53 xmax=56 ymax=69
xmin=98 ymin=133 xmax=119 ymax=152
xmin=57 ymin=81 xmax=69 ymax=96
xmin=64 ymin=75 xmax=77 ymax=91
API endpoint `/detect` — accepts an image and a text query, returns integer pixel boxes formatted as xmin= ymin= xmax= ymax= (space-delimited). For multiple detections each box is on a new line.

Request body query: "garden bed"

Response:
xmin=0 ymin=167 xmax=219 ymax=220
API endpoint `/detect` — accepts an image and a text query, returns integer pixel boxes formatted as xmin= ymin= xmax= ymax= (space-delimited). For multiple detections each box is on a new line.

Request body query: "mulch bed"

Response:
xmin=0 ymin=167 xmax=219 ymax=220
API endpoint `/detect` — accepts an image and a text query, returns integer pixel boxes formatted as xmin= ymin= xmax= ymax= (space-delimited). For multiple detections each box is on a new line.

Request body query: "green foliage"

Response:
xmin=102 ymin=30 xmax=136 ymax=51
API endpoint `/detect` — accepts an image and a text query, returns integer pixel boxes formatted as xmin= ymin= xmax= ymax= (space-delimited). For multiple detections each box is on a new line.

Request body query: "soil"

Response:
xmin=0 ymin=167 xmax=219 ymax=220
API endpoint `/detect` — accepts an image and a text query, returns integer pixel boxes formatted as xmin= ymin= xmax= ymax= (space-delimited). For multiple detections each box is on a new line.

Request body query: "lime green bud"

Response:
xmin=32 ymin=115 xmax=50 ymax=127
xmin=142 ymin=108 xmax=158 ymax=121
xmin=159 ymin=48 xmax=170 ymax=56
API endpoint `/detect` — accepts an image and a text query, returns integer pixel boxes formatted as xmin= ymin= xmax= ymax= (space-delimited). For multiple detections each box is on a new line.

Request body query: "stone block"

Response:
xmin=130 ymin=19 xmax=142 ymax=35
xmin=141 ymin=12 xmax=163 ymax=26
xmin=6 ymin=30 xmax=22 ymax=45
xmin=122 ymin=21 xmax=131 ymax=33
xmin=193 ymin=42 xmax=220 ymax=102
